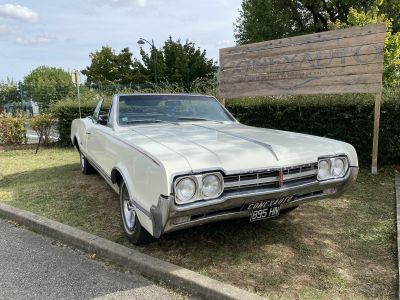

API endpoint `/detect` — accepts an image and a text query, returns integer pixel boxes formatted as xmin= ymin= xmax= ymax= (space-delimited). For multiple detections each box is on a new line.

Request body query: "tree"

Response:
xmin=0 ymin=80 xmax=19 ymax=106
xmin=23 ymin=66 xmax=74 ymax=109
xmin=140 ymin=37 xmax=217 ymax=89
xmin=82 ymin=46 xmax=139 ymax=86
xmin=329 ymin=4 xmax=400 ymax=85
xmin=233 ymin=0 xmax=400 ymax=44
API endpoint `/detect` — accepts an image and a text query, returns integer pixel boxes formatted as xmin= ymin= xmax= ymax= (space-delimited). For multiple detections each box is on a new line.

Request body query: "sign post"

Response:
xmin=71 ymin=70 xmax=81 ymax=119
xmin=218 ymin=24 xmax=386 ymax=174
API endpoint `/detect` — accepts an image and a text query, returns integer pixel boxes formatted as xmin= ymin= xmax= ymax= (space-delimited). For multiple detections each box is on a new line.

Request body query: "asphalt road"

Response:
xmin=0 ymin=218 xmax=184 ymax=300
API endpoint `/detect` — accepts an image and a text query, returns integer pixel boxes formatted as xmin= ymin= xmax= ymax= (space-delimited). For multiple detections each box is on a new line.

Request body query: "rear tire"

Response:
xmin=119 ymin=180 xmax=155 ymax=245
xmin=80 ymin=152 xmax=95 ymax=174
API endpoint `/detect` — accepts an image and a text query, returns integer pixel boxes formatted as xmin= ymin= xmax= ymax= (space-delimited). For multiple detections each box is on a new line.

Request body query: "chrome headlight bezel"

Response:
xmin=174 ymin=172 xmax=224 ymax=204
xmin=317 ymin=155 xmax=349 ymax=181
xmin=175 ymin=177 xmax=197 ymax=204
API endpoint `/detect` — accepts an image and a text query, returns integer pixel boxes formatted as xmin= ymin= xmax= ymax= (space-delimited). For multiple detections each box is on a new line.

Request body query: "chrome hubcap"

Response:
xmin=80 ymin=154 xmax=85 ymax=170
xmin=122 ymin=188 xmax=136 ymax=231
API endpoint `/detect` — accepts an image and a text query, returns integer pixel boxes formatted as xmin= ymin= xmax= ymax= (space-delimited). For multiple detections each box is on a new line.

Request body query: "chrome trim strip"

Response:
xmin=223 ymin=167 xmax=317 ymax=189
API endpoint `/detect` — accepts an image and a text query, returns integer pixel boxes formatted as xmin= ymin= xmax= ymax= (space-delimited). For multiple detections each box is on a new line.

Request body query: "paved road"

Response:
xmin=0 ymin=218 xmax=184 ymax=300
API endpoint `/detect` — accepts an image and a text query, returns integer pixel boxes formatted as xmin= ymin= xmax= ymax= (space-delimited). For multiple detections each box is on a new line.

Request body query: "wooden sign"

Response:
xmin=219 ymin=24 xmax=385 ymax=97
xmin=219 ymin=24 xmax=386 ymax=174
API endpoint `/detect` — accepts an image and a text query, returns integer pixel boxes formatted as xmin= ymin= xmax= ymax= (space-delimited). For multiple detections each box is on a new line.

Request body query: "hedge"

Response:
xmin=51 ymin=98 xmax=99 ymax=146
xmin=226 ymin=89 xmax=400 ymax=166
xmin=51 ymin=89 xmax=400 ymax=166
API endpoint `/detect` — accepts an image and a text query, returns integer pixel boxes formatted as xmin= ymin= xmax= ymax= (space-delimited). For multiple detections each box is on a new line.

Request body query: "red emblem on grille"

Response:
xmin=278 ymin=170 xmax=284 ymax=187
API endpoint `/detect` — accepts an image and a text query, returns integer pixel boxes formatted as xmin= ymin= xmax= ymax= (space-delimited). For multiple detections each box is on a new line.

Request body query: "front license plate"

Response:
xmin=250 ymin=206 xmax=280 ymax=222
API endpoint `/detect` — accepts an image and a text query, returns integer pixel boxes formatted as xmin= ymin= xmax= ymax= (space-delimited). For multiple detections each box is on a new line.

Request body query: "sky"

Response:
xmin=0 ymin=0 xmax=242 ymax=82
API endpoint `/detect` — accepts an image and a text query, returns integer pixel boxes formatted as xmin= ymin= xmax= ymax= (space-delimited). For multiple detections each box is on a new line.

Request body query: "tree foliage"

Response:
xmin=82 ymin=47 xmax=143 ymax=86
xmin=234 ymin=0 xmax=399 ymax=44
xmin=82 ymin=38 xmax=217 ymax=89
xmin=0 ymin=80 xmax=19 ymax=105
xmin=140 ymin=37 xmax=217 ymax=88
xmin=23 ymin=66 xmax=74 ymax=109
xmin=329 ymin=4 xmax=400 ymax=85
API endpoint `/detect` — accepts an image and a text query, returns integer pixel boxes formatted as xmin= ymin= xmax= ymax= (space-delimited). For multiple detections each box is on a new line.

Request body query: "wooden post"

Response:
xmin=371 ymin=90 xmax=382 ymax=175
xmin=221 ymin=97 xmax=226 ymax=107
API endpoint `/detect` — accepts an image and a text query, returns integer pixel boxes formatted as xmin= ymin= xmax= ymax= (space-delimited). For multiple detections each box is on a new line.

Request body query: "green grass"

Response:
xmin=0 ymin=148 xmax=397 ymax=299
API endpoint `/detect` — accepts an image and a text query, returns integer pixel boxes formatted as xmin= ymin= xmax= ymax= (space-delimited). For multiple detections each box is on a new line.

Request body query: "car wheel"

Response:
xmin=119 ymin=180 xmax=154 ymax=245
xmin=80 ymin=152 xmax=95 ymax=174
xmin=280 ymin=206 xmax=298 ymax=214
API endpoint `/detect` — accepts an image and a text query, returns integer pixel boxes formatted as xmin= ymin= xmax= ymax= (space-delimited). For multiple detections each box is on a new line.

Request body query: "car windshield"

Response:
xmin=118 ymin=95 xmax=234 ymax=125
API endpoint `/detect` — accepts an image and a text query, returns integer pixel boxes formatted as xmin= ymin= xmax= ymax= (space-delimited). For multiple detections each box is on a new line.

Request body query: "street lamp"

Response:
xmin=137 ymin=37 xmax=157 ymax=84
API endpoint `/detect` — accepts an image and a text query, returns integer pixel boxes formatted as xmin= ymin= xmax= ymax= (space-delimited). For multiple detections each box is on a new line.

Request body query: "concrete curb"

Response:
xmin=395 ymin=175 xmax=400 ymax=300
xmin=0 ymin=203 xmax=265 ymax=300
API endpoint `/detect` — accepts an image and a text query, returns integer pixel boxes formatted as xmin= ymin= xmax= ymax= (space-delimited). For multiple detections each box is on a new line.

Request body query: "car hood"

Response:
xmin=115 ymin=122 xmax=358 ymax=175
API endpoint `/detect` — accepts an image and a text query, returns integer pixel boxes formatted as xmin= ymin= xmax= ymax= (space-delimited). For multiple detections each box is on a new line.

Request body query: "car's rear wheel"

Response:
xmin=119 ymin=180 xmax=154 ymax=245
xmin=80 ymin=152 xmax=95 ymax=174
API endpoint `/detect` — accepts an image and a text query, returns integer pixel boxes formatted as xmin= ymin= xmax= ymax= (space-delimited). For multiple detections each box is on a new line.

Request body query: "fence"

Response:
xmin=0 ymin=79 xmax=218 ymax=116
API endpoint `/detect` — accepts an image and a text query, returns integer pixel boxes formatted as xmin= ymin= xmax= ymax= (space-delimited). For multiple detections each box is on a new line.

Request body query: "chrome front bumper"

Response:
xmin=151 ymin=167 xmax=359 ymax=237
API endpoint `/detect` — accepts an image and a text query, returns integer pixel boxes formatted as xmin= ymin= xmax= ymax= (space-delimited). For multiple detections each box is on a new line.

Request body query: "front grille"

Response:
xmin=223 ymin=162 xmax=318 ymax=192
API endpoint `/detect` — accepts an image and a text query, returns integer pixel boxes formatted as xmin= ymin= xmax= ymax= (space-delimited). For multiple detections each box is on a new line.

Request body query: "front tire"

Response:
xmin=80 ymin=152 xmax=95 ymax=174
xmin=119 ymin=180 xmax=154 ymax=245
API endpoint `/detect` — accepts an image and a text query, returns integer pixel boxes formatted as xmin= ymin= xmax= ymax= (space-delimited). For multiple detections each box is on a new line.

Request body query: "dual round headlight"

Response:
xmin=175 ymin=173 xmax=223 ymax=204
xmin=318 ymin=157 xmax=348 ymax=180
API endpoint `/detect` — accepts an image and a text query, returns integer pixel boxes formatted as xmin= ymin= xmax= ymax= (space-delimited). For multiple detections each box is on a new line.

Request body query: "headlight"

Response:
xmin=332 ymin=158 xmax=346 ymax=177
xmin=318 ymin=159 xmax=331 ymax=180
xmin=202 ymin=174 xmax=223 ymax=198
xmin=317 ymin=156 xmax=349 ymax=180
xmin=175 ymin=177 xmax=196 ymax=203
xmin=174 ymin=172 xmax=224 ymax=204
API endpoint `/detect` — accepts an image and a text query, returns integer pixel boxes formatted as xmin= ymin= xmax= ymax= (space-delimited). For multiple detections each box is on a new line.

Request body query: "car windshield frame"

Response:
xmin=116 ymin=94 xmax=236 ymax=126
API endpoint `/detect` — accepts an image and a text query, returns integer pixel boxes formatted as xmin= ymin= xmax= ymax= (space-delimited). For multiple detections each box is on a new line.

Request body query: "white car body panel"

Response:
xmin=71 ymin=94 xmax=358 ymax=238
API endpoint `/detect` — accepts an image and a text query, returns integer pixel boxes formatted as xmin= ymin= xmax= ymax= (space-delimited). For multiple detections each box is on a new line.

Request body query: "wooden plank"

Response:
xmin=219 ymin=74 xmax=381 ymax=97
xmin=220 ymin=83 xmax=381 ymax=98
xmin=219 ymin=63 xmax=383 ymax=84
xmin=371 ymin=90 xmax=382 ymax=175
xmin=221 ymin=24 xmax=386 ymax=55
xmin=220 ymin=40 xmax=385 ymax=69
xmin=219 ymin=52 xmax=384 ymax=81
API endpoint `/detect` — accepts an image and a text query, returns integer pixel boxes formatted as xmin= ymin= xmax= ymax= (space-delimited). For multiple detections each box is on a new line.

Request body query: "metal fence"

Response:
xmin=0 ymin=79 xmax=217 ymax=116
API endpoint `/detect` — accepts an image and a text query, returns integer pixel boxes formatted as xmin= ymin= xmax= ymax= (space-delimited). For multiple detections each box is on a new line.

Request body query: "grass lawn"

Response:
xmin=0 ymin=148 xmax=397 ymax=299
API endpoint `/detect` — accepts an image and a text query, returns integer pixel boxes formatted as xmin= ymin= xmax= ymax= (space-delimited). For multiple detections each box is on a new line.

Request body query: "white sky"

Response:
xmin=0 ymin=0 xmax=242 ymax=81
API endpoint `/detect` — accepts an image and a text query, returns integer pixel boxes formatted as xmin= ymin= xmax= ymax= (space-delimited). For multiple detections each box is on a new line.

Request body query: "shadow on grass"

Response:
xmin=0 ymin=164 xmax=397 ymax=298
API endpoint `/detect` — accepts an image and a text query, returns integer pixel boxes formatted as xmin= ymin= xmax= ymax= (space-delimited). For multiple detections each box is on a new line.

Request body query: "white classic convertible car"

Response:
xmin=71 ymin=94 xmax=358 ymax=244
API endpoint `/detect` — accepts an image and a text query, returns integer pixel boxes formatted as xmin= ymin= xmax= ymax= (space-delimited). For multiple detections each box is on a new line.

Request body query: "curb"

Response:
xmin=395 ymin=174 xmax=400 ymax=300
xmin=0 ymin=203 xmax=265 ymax=300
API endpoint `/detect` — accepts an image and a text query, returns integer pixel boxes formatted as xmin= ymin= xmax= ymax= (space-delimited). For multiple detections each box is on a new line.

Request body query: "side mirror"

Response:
xmin=98 ymin=114 xmax=108 ymax=125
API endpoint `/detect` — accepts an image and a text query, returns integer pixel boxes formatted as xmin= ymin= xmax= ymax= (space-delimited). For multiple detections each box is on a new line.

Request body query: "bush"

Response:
xmin=225 ymin=89 xmax=400 ymax=166
xmin=0 ymin=113 xmax=26 ymax=145
xmin=51 ymin=97 xmax=99 ymax=146
xmin=29 ymin=113 xmax=57 ymax=145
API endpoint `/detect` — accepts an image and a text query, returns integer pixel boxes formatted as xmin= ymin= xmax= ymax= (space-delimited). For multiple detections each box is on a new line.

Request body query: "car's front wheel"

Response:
xmin=119 ymin=180 xmax=154 ymax=245
xmin=80 ymin=152 xmax=95 ymax=174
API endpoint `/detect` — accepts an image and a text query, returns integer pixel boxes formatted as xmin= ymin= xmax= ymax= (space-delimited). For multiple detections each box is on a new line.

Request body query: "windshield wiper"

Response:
xmin=125 ymin=119 xmax=163 ymax=124
xmin=177 ymin=117 xmax=211 ymax=121
xmin=125 ymin=119 xmax=178 ymax=125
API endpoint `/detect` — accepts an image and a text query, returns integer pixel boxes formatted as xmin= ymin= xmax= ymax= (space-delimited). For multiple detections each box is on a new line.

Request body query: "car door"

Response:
xmin=87 ymin=100 xmax=115 ymax=176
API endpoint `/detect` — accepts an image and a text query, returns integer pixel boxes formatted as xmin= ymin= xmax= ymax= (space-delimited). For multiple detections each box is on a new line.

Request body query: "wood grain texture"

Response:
xmin=219 ymin=24 xmax=386 ymax=98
